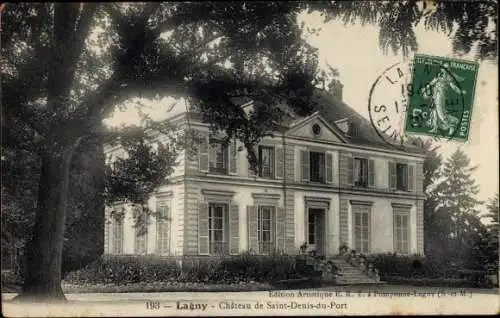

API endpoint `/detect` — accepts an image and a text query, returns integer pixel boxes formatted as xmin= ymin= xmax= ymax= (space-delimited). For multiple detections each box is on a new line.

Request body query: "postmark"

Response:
xmin=368 ymin=54 xmax=478 ymax=146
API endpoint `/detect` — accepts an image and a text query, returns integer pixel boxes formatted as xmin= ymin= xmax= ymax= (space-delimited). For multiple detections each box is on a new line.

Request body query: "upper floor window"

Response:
xmin=389 ymin=162 xmax=414 ymax=192
xmin=354 ymin=158 xmax=368 ymax=187
xmin=396 ymin=163 xmax=408 ymax=191
xmin=209 ymin=141 xmax=228 ymax=174
xmin=310 ymin=152 xmax=325 ymax=183
xmin=259 ymin=146 xmax=274 ymax=179
xmin=301 ymin=150 xmax=333 ymax=184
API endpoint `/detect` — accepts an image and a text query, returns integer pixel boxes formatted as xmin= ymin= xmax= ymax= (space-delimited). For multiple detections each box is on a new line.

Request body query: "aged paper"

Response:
xmin=2 ymin=1 xmax=499 ymax=317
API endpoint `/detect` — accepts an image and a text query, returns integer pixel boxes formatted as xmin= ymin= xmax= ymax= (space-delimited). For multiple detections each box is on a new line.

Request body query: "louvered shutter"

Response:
xmin=247 ymin=205 xmax=259 ymax=253
xmin=368 ymin=159 xmax=375 ymax=187
xmin=300 ymin=150 xmax=310 ymax=181
xmin=230 ymin=204 xmax=239 ymax=254
xmin=229 ymin=139 xmax=238 ymax=175
xmin=276 ymin=207 xmax=286 ymax=252
xmin=248 ymin=145 xmax=258 ymax=177
xmin=199 ymin=135 xmax=209 ymax=173
xmin=347 ymin=156 xmax=354 ymax=186
xmin=275 ymin=147 xmax=284 ymax=179
xmin=408 ymin=164 xmax=415 ymax=192
xmin=198 ymin=202 xmax=209 ymax=255
xmin=325 ymin=152 xmax=333 ymax=184
xmin=389 ymin=161 xmax=397 ymax=190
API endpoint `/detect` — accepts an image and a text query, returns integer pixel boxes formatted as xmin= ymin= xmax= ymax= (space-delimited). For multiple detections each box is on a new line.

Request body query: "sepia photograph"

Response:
xmin=1 ymin=1 xmax=498 ymax=316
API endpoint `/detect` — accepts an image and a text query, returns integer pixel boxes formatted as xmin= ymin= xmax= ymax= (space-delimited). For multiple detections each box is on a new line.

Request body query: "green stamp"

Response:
xmin=404 ymin=54 xmax=479 ymax=141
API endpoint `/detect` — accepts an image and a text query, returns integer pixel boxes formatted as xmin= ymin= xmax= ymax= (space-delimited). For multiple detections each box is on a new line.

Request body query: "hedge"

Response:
xmin=367 ymin=253 xmax=455 ymax=278
xmin=64 ymin=252 xmax=300 ymax=285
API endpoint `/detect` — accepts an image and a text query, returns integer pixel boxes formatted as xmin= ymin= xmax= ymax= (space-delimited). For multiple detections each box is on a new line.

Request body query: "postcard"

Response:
xmin=2 ymin=1 xmax=498 ymax=317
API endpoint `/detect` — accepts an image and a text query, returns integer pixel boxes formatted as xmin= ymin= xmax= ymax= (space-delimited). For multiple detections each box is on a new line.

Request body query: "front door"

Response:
xmin=307 ymin=208 xmax=326 ymax=256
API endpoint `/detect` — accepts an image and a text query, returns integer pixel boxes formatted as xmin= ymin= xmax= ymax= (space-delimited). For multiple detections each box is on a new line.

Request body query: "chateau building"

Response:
xmin=104 ymin=90 xmax=425 ymax=257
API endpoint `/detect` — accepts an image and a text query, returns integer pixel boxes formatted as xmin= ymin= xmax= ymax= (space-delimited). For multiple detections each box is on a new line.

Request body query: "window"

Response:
xmin=258 ymin=146 xmax=274 ymax=178
xmin=310 ymin=151 xmax=325 ymax=183
xmin=112 ymin=217 xmax=124 ymax=254
xmin=308 ymin=214 xmax=316 ymax=245
xmin=394 ymin=213 xmax=409 ymax=254
xmin=135 ymin=232 xmax=147 ymax=254
xmin=353 ymin=206 xmax=370 ymax=254
xmin=354 ymin=158 xmax=369 ymax=187
xmin=396 ymin=163 xmax=408 ymax=191
xmin=209 ymin=141 xmax=228 ymax=174
xmin=156 ymin=199 xmax=171 ymax=254
xmin=258 ymin=206 xmax=276 ymax=254
xmin=208 ymin=203 xmax=229 ymax=254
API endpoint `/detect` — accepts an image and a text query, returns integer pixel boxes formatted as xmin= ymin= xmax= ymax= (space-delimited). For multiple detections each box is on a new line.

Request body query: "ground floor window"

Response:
xmin=156 ymin=199 xmax=171 ymax=254
xmin=353 ymin=206 xmax=370 ymax=254
xmin=209 ymin=203 xmax=229 ymax=254
xmin=112 ymin=217 xmax=124 ymax=254
xmin=258 ymin=206 xmax=276 ymax=254
xmin=394 ymin=213 xmax=410 ymax=254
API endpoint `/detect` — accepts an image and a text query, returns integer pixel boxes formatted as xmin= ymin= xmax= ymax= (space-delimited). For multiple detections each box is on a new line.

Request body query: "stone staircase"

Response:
xmin=328 ymin=257 xmax=382 ymax=285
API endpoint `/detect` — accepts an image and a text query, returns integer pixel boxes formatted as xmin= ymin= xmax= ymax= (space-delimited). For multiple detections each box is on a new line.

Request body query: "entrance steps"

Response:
xmin=328 ymin=257 xmax=382 ymax=285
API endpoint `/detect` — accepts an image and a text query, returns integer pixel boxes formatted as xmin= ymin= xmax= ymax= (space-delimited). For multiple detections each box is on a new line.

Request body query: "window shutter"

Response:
xmin=389 ymin=161 xmax=397 ymax=190
xmin=368 ymin=159 xmax=375 ymax=187
xmin=393 ymin=213 xmax=398 ymax=253
xmin=275 ymin=147 xmax=284 ymax=179
xmin=199 ymin=135 xmax=209 ymax=173
xmin=347 ymin=156 xmax=354 ymax=186
xmin=276 ymin=207 xmax=286 ymax=252
xmin=229 ymin=139 xmax=238 ymax=175
xmin=408 ymin=164 xmax=415 ymax=192
xmin=230 ymin=204 xmax=239 ymax=254
xmin=300 ymin=150 xmax=310 ymax=181
xmin=325 ymin=152 xmax=333 ymax=184
xmin=198 ymin=202 xmax=209 ymax=255
xmin=247 ymin=205 xmax=259 ymax=253
xmin=248 ymin=145 xmax=258 ymax=177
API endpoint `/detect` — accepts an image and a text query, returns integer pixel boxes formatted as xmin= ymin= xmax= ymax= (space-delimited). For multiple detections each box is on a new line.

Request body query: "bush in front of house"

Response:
xmin=64 ymin=255 xmax=181 ymax=285
xmin=64 ymin=252 xmax=300 ymax=285
xmin=367 ymin=253 xmax=453 ymax=279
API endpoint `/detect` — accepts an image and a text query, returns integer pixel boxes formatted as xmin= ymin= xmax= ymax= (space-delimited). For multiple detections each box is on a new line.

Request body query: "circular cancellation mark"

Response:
xmin=368 ymin=58 xmax=466 ymax=149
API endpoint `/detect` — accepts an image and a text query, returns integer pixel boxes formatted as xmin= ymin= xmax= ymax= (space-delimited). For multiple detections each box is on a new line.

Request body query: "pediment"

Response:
xmin=286 ymin=113 xmax=347 ymax=143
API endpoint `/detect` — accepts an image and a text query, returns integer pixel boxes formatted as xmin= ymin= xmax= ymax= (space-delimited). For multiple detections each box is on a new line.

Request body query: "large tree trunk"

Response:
xmin=15 ymin=138 xmax=82 ymax=302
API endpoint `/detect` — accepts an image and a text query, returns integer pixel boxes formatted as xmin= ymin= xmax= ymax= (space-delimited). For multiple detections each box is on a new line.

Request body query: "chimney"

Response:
xmin=327 ymin=79 xmax=343 ymax=102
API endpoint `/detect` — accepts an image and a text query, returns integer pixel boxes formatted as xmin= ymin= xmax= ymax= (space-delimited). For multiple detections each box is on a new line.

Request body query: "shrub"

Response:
xmin=367 ymin=253 xmax=453 ymax=278
xmin=64 ymin=253 xmax=300 ymax=285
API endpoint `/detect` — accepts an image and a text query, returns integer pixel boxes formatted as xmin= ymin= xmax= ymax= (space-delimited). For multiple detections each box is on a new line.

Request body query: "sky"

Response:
xmin=105 ymin=10 xmax=499 ymax=205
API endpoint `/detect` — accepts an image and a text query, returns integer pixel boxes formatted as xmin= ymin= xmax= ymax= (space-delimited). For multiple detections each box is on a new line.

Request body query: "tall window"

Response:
xmin=156 ymin=199 xmax=171 ymax=255
xmin=394 ymin=213 xmax=409 ymax=254
xmin=308 ymin=214 xmax=316 ymax=245
xmin=209 ymin=141 xmax=228 ymax=174
xmin=258 ymin=146 xmax=274 ymax=178
xmin=258 ymin=206 xmax=276 ymax=254
xmin=353 ymin=207 xmax=370 ymax=254
xmin=354 ymin=158 xmax=369 ymax=187
xmin=135 ymin=232 xmax=147 ymax=254
xmin=112 ymin=217 xmax=124 ymax=254
xmin=310 ymin=152 xmax=325 ymax=183
xmin=396 ymin=163 xmax=408 ymax=191
xmin=208 ymin=203 xmax=229 ymax=254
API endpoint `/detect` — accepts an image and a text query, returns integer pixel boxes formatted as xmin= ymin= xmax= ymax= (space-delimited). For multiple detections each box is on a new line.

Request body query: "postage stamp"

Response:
xmin=404 ymin=54 xmax=479 ymax=141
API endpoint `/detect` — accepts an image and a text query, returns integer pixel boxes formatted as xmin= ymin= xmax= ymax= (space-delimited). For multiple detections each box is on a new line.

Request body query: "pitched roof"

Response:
xmin=306 ymin=89 xmax=424 ymax=154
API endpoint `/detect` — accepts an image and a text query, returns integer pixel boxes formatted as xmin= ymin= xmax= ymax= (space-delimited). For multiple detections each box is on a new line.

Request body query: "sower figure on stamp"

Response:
xmin=420 ymin=63 xmax=466 ymax=136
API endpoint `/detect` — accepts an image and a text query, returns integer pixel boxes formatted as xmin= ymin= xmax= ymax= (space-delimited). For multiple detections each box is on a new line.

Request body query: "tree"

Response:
xmin=435 ymin=149 xmax=484 ymax=262
xmin=485 ymin=193 xmax=499 ymax=233
xmin=310 ymin=0 xmax=498 ymax=60
xmin=2 ymin=1 xmax=497 ymax=301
